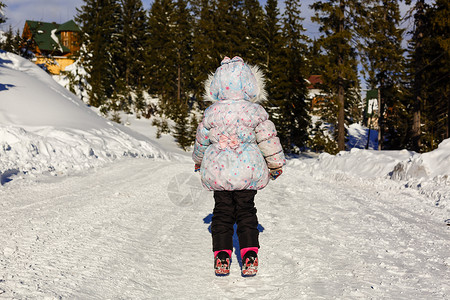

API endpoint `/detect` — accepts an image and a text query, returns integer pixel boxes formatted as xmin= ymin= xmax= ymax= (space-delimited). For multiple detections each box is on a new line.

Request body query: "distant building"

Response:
xmin=364 ymin=89 xmax=379 ymax=130
xmin=306 ymin=75 xmax=327 ymax=114
xmin=21 ymin=20 xmax=80 ymax=74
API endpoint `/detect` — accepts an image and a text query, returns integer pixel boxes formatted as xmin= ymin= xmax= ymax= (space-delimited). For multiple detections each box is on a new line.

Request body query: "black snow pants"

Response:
xmin=211 ymin=190 xmax=259 ymax=252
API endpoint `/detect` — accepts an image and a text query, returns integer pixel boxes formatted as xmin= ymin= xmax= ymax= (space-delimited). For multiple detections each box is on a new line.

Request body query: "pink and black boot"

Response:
xmin=214 ymin=250 xmax=231 ymax=276
xmin=241 ymin=248 xmax=258 ymax=276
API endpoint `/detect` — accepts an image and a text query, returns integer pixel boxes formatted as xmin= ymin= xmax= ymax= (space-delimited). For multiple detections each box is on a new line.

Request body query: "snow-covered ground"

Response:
xmin=0 ymin=50 xmax=171 ymax=182
xmin=0 ymin=51 xmax=449 ymax=299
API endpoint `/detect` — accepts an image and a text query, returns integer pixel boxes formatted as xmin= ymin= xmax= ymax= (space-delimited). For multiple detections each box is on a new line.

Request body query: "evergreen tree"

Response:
xmin=409 ymin=0 xmax=450 ymax=151
xmin=75 ymin=0 xmax=121 ymax=108
xmin=262 ymin=0 xmax=289 ymax=148
xmin=277 ymin=0 xmax=310 ymax=152
xmin=173 ymin=0 xmax=193 ymax=106
xmin=0 ymin=2 xmax=5 ymax=25
xmin=262 ymin=0 xmax=285 ymax=113
xmin=146 ymin=0 xmax=176 ymax=101
xmin=191 ymin=0 xmax=219 ymax=105
xmin=262 ymin=0 xmax=283 ymax=72
xmin=106 ymin=0 xmax=148 ymax=115
xmin=149 ymin=0 xmax=192 ymax=108
xmin=171 ymin=0 xmax=195 ymax=149
xmin=311 ymin=0 xmax=361 ymax=151
xmin=1 ymin=25 xmax=20 ymax=54
xmin=409 ymin=0 xmax=426 ymax=151
xmin=117 ymin=0 xmax=147 ymax=88
xmin=215 ymin=0 xmax=246 ymax=57
xmin=173 ymin=103 xmax=197 ymax=150
xmin=307 ymin=38 xmax=327 ymax=75
xmin=242 ymin=0 xmax=265 ymax=65
xmin=359 ymin=0 xmax=406 ymax=150
xmin=147 ymin=0 xmax=194 ymax=146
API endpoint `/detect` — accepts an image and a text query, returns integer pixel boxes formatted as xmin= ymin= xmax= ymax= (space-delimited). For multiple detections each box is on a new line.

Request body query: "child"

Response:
xmin=192 ymin=56 xmax=285 ymax=276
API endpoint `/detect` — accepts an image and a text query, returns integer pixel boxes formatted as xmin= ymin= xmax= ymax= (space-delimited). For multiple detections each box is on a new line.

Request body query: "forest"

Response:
xmin=1 ymin=0 xmax=449 ymax=154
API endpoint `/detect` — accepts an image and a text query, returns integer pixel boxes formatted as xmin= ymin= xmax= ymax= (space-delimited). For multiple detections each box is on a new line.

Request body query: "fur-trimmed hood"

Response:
xmin=204 ymin=56 xmax=267 ymax=103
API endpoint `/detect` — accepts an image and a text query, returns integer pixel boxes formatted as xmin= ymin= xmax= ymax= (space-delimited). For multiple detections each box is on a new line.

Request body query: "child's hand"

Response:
xmin=194 ymin=164 xmax=201 ymax=173
xmin=269 ymin=168 xmax=283 ymax=180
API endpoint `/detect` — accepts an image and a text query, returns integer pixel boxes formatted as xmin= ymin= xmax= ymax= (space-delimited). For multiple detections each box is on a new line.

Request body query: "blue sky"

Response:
xmin=1 ymin=0 xmax=320 ymax=37
xmin=1 ymin=0 xmax=153 ymax=31
xmin=0 ymin=0 xmax=418 ymax=40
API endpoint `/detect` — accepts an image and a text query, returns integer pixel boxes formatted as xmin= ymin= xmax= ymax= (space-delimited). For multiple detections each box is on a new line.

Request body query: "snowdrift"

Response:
xmin=289 ymin=137 xmax=450 ymax=211
xmin=0 ymin=51 xmax=167 ymax=180
xmin=301 ymin=138 xmax=450 ymax=183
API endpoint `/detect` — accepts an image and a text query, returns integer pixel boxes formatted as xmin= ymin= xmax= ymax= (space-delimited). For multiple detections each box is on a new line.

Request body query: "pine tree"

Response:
xmin=263 ymin=0 xmax=293 ymax=152
xmin=105 ymin=0 xmax=148 ymax=115
xmin=277 ymin=0 xmax=310 ymax=152
xmin=191 ymin=0 xmax=219 ymax=105
xmin=311 ymin=0 xmax=361 ymax=151
xmin=146 ymin=0 xmax=176 ymax=101
xmin=409 ymin=0 xmax=426 ymax=151
xmin=117 ymin=0 xmax=147 ymax=88
xmin=147 ymin=0 xmax=194 ymax=143
xmin=2 ymin=25 xmax=20 ymax=54
xmin=242 ymin=0 xmax=265 ymax=65
xmin=409 ymin=0 xmax=450 ymax=151
xmin=307 ymin=38 xmax=326 ymax=75
xmin=173 ymin=103 xmax=195 ymax=150
xmin=215 ymin=0 xmax=246 ymax=57
xmin=0 ymin=2 xmax=5 ymax=25
xmin=75 ymin=0 xmax=121 ymax=108
xmin=173 ymin=0 xmax=193 ymax=106
xmin=262 ymin=0 xmax=283 ymax=72
xmin=359 ymin=0 xmax=406 ymax=150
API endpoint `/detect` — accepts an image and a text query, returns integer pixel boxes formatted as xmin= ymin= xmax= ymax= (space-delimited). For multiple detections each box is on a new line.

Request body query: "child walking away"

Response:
xmin=192 ymin=56 xmax=286 ymax=276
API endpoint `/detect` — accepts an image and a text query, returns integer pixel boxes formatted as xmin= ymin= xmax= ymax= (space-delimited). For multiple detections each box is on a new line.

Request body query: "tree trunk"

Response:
xmin=177 ymin=65 xmax=181 ymax=103
xmin=338 ymin=84 xmax=345 ymax=151
xmin=412 ymin=0 xmax=425 ymax=152
xmin=177 ymin=51 xmax=181 ymax=103
xmin=378 ymin=88 xmax=382 ymax=150
xmin=447 ymin=98 xmax=450 ymax=139
xmin=412 ymin=99 xmax=421 ymax=151
xmin=337 ymin=0 xmax=345 ymax=151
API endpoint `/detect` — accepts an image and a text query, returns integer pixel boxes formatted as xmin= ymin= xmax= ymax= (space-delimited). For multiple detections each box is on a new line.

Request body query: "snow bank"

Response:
xmin=391 ymin=138 xmax=450 ymax=181
xmin=290 ymin=138 xmax=450 ymax=211
xmin=297 ymin=123 xmax=449 ymax=183
xmin=300 ymin=148 xmax=414 ymax=180
xmin=0 ymin=51 xmax=167 ymax=180
xmin=294 ymin=138 xmax=450 ymax=182
xmin=0 ymin=125 xmax=161 ymax=178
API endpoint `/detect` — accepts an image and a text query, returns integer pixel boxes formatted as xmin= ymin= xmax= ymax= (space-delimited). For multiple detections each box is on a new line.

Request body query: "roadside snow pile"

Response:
xmin=0 ymin=51 xmax=167 ymax=180
xmin=290 ymin=138 xmax=450 ymax=211
xmin=294 ymin=138 xmax=449 ymax=183
xmin=304 ymin=148 xmax=414 ymax=180
xmin=391 ymin=138 xmax=450 ymax=181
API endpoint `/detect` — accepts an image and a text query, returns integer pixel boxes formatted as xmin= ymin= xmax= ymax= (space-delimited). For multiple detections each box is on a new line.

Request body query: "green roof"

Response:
xmin=56 ymin=20 xmax=80 ymax=33
xmin=366 ymin=89 xmax=378 ymax=100
xmin=25 ymin=20 xmax=72 ymax=53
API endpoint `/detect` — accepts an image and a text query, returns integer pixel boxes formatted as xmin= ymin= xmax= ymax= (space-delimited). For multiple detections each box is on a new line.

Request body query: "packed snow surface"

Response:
xmin=0 ymin=50 xmax=449 ymax=298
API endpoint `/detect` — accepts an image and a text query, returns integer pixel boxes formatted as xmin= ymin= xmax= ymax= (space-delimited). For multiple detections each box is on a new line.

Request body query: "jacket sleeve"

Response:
xmin=254 ymin=106 xmax=286 ymax=169
xmin=192 ymin=120 xmax=210 ymax=165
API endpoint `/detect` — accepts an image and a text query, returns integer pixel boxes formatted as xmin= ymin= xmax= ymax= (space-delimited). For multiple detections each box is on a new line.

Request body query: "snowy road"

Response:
xmin=1 ymin=158 xmax=449 ymax=299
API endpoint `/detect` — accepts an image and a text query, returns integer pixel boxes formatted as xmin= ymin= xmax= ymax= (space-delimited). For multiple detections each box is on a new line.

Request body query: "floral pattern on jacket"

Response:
xmin=192 ymin=56 xmax=285 ymax=191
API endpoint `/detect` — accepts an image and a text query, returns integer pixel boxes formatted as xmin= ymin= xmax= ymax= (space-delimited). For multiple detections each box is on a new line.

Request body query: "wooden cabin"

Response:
xmin=21 ymin=20 xmax=80 ymax=74
xmin=306 ymin=75 xmax=327 ymax=114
